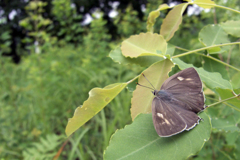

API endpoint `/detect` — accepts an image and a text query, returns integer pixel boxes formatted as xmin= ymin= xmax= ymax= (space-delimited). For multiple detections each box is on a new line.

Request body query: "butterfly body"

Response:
xmin=153 ymin=90 xmax=173 ymax=101
xmin=150 ymin=67 xmax=205 ymax=137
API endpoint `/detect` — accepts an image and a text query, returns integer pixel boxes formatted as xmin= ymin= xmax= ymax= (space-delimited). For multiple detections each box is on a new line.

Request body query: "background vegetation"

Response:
xmin=0 ymin=0 xmax=239 ymax=159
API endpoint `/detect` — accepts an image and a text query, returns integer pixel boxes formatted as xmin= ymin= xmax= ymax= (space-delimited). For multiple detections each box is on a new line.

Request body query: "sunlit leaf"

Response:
xmin=199 ymin=24 xmax=230 ymax=54
xmin=220 ymin=20 xmax=240 ymax=37
xmin=160 ymin=3 xmax=188 ymax=41
xmin=193 ymin=0 xmax=215 ymax=9
xmin=104 ymin=112 xmax=211 ymax=160
xmin=131 ymin=59 xmax=174 ymax=120
xmin=121 ymin=33 xmax=167 ymax=58
xmin=147 ymin=4 xmax=170 ymax=32
xmin=172 ymin=58 xmax=232 ymax=90
xmin=109 ymin=46 xmax=164 ymax=67
xmin=65 ymin=83 xmax=128 ymax=137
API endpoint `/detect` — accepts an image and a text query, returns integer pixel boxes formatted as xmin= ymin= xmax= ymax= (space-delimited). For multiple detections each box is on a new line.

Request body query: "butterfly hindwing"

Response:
xmin=152 ymin=97 xmax=187 ymax=137
xmin=171 ymin=103 xmax=201 ymax=130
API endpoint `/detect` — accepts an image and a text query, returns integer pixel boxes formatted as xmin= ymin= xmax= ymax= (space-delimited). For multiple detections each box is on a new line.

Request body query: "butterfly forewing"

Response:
xmin=161 ymin=68 xmax=202 ymax=92
xmin=152 ymin=97 xmax=187 ymax=137
xmin=170 ymin=93 xmax=204 ymax=113
xmin=160 ymin=67 xmax=205 ymax=112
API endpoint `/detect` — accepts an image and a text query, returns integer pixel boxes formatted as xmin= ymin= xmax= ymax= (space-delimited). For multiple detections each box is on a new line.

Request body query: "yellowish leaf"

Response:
xmin=131 ymin=59 xmax=174 ymax=120
xmin=121 ymin=32 xmax=167 ymax=58
xmin=194 ymin=0 xmax=215 ymax=9
xmin=65 ymin=83 xmax=128 ymax=137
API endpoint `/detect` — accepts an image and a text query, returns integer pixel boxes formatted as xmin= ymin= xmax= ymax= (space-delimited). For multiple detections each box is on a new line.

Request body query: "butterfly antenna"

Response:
xmin=136 ymin=82 xmax=154 ymax=90
xmin=141 ymin=73 xmax=156 ymax=90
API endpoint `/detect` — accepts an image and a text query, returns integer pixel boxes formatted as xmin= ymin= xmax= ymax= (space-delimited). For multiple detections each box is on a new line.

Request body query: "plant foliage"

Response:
xmin=65 ymin=0 xmax=240 ymax=159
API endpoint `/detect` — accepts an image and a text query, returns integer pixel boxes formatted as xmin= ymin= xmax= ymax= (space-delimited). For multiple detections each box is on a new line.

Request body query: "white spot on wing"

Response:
xmin=177 ymin=76 xmax=184 ymax=81
xmin=169 ymin=119 xmax=175 ymax=124
xmin=157 ymin=113 xmax=171 ymax=125
xmin=165 ymin=119 xmax=170 ymax=125
xmin=157 ymin=113 xmax=164 ymax=119
xmin=185 ymin=78 xmax=192 ymax=81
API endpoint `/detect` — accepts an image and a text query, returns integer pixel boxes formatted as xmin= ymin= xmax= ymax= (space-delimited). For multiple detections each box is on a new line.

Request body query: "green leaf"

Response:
xmin=23 ymin=134 xmax=64 ymax=160
xmin=210 ymin=108 xmax=240 ymax=133
xmin=121 ymin=33 xmax=167 ymax=58
xmin=199 ymin=24 xmax=230 ymax=54
xmin=104 ymin=112 xmax=211 ymax=160
xmin=202 ymin=56 xmax=229 ymax=80
xmin=215 ymin=88 xmax=240 ymax=111
xmin=225 ymin=131 xmax=239 ymax=145
xmin=231 ymin=72 xmax=240 ymax=89
xmin=172 ymin=58 xmax=232 ymax=90
xmin=126 ymin=78 xmax=138 ymax=92
xmin=65 ymin=83 xmax=128 ymax=137
xmin=220 ymin=20 xmax=240 ymax=37
xmin=160 ymin=3 xmax=188 ymax=41
xmin=166 ymin=43 xmax=176 ymax=57
xmin=207 ymin=88 xmax=240 ymax=132
xmin=131 ymin=59 xmax=174 ymax=120
xmin=235 ymin=137 xmax=240 ymax=159
xmin=109 ymin=46 xmax=164 ymax=67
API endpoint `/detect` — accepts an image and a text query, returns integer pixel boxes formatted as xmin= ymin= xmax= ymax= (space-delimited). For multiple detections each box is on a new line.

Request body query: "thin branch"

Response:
xmin=208 ymin=93 xmax=240 ymax=108
xmin=192 ymin=2 xmax=240 ymax=14
xmin=194 ymin=53 xmax=240 ymax=72
xmin=172 ymin=42 xmax=240 ymax=59
xmin=174 ymin=44 xmax=240 ymax=72
xmin=227 ymin=39 xmax=240 ymax=71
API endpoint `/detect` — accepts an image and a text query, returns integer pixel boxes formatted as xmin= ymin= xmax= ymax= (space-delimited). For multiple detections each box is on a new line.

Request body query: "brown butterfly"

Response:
xmin=138 ymin=67 xmax=205 ymax=137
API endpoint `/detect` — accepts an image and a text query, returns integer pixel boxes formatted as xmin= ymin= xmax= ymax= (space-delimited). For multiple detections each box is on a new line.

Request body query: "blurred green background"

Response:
xmin=0 ymin=0 xmax=239 ymax=159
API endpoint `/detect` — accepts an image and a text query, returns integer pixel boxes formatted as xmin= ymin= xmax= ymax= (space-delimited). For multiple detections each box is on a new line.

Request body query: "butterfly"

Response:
xmin=138 ymin=67 xmax=205 ymax=137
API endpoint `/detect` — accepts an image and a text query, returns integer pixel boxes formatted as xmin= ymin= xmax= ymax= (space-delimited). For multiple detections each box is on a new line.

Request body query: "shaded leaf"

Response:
xmin=104 ymin=112 xmax=211 ymax=160
xmin=131 ymin=59 xmax=174 ymax=120
xmin=109 ymin=46 xmax=164 ymax=67
xmin=160 ymin=3 xmax=188 ymax=41
xmin=126 ymin=78 xmax=138 ymax=92
xmin=202 ymin=56 xmax=229 ymax=80
xmin=65 ymin=83 xmax=128 ymax=136
xmin=208 ymin=88 xmax=240 ymax=132
xmin=210 ymin=110 xmax=240 ymax=133
xmin=220 ymin=20 xmax=240 ymax=37
xmin=225 ymin=131 xmax=239 ymax=145
xmin=199 ymin=24 xmax=230 ymax=54
xmin=121 ymin=33 xmax=167 ymax=58
xmin=235 ymin=137 xmax=240 ymax=159
xmin=172 ymin=58 xmax=232 ymax=90
xmin=216 ymin=88 xmax=240 ymax=111
xmin=166 ymin=43 xmax=176 ymax=57
xmin=231 ymin=72 xmax=240 ymax=89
